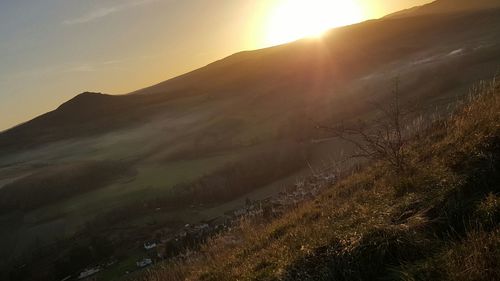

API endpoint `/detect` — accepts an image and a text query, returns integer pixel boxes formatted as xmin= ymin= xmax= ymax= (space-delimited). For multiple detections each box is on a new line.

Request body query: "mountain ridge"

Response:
xmin=1 ymin=6 xmax=500 ymax=153
xmin=0 ymin=0 xmax=500 ymax=151
xmin=386 ymin=0 xmax=500 ymax=18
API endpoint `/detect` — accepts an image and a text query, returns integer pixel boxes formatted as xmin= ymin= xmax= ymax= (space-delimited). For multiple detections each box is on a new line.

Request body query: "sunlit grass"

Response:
xmin=140 ymin=78 xmax=500 ymax=280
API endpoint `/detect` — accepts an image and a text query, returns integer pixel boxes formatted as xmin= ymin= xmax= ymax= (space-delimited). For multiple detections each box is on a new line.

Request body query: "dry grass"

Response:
xmin=139 ymin=78 xmax=500 ymax=281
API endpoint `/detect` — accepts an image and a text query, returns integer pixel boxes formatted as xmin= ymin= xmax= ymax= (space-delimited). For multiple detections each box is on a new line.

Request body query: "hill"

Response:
xmin=2 ymin=5 xmax=500 ymax=153
xmin=386 ymin=0 xmax=500 ymax=18
xmin=140 ymin=78 xmax=500 ymax=281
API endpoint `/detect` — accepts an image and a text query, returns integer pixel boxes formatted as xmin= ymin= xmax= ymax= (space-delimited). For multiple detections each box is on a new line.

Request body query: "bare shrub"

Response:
xmin=318 ymin=79 xmax=418 ymax=175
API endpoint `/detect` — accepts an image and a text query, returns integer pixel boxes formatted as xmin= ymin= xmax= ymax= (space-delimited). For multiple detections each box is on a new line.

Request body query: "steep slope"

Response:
xmin=141 ymin=78 xmax=500 ymax=281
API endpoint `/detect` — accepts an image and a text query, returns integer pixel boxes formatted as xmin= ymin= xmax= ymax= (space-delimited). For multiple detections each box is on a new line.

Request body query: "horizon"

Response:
xmin=0 ymin=0 xmax=433 ymax=131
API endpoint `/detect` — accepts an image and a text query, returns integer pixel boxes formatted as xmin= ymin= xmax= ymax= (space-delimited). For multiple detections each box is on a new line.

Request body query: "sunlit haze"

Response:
xmin=0 ymin=0 xmax=433 ymax=131
xmin=264 ymin=0 xmax=365 ymax=46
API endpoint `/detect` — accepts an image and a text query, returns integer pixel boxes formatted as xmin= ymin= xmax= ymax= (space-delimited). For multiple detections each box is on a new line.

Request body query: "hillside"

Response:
xmin=1 ymin=1 xmax=500 ymax=280
xmin=141 ymin=78 xmax=500 ymax=281
xmin=386 ymin=0 xmax=500 ymax=18
xmin=2 ymin=7 xmax=500 ymax=152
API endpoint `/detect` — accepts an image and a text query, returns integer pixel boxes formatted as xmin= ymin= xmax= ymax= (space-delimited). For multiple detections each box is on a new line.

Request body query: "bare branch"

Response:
xmin=317 ymin=79 xmax=417 ymax=174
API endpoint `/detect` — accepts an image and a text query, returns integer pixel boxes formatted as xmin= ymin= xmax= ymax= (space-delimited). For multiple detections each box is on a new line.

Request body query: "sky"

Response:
xmin=0 ymin=0 xmax=433 ymax=131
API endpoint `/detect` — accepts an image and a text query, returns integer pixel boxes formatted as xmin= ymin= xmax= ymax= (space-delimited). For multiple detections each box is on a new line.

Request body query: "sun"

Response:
xmin=264 ymin=0 xmax=365 ymax=46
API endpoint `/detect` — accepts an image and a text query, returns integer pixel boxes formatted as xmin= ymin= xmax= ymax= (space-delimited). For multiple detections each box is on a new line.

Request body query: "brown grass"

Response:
xmin=139 ymin=77 xmax=500 ymax=281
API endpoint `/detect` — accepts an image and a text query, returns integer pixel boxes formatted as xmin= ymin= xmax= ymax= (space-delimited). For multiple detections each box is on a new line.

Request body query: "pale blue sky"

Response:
xmin=0 ymin=0 xmax=432 ymax=131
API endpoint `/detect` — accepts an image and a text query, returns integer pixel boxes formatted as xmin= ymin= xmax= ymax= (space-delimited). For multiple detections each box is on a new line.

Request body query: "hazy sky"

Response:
xmin=0 ymin=0 xmax=433 ymax=131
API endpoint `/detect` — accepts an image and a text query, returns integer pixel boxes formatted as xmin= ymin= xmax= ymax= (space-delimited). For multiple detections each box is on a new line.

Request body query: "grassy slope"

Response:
xmin=142 ymin=79 xmax=500 ymax=280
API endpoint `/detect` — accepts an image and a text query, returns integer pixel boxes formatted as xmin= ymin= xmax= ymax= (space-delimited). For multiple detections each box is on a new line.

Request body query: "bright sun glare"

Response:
xmin=265 ymin=0 xmax=365 ymax=46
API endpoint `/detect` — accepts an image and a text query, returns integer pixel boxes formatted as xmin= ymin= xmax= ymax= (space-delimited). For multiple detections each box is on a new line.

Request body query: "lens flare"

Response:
xmin=264 ymin=0 xmax=365 ymax=46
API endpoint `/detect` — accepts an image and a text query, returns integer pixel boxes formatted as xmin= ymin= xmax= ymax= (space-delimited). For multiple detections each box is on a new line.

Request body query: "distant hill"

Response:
xmin=0 ymin=92 xmax=168 ymax=151
xmin=386 ymin=0 xmax=500 ymax=18
xmin=1 ymin=7 xmax=500 ymax=153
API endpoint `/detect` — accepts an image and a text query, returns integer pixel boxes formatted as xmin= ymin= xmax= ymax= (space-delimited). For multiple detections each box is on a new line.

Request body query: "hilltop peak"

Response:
xmin=57 ymin=92 xmax=110 ymax=110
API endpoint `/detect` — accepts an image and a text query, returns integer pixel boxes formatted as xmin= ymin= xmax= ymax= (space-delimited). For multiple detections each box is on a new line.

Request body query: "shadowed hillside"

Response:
xmin=1 ymin=7 xmax=500 ymax=153
xmin=386 ymin=0 xmax=500 ymax=18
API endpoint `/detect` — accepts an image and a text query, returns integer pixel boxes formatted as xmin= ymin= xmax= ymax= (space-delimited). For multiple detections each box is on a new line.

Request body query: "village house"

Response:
xmin=144 ymin=241 xmax=157 ymax=250
xmin=132 ymin=171 xmax=336 ymax=276
xmin=78 ymin=267 xmax=100 ymax=279
xmin=136 ymin=258 xmax=153 ymax=268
